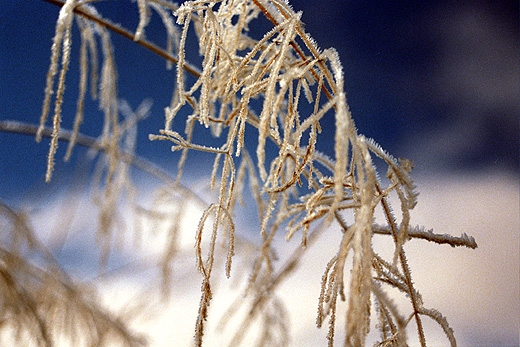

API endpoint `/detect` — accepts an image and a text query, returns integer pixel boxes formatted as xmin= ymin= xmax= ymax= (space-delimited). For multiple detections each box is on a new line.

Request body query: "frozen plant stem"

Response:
xmin=0 ymin=0 xmax=478 ymax=346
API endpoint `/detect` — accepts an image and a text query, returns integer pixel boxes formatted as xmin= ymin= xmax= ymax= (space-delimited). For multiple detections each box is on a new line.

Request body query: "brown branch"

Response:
xmin=0 ymin=119 xmax=208 ymax=208
xmin=42 ymin=0 xmax=201 ymax=77
xmin=375 ymin=182 xmax=427 ymax=347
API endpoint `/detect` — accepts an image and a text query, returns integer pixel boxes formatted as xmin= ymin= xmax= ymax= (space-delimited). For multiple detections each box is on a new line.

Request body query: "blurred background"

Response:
xmin=1 ymin=0 xmax=518 ymax=346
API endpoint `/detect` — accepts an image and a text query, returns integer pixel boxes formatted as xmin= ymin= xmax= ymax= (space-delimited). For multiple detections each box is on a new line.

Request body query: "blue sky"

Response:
xmin=1 ymin=0 xmax=518 ymax=202
xmin=0 ymin=1 xmax=518 ymax=346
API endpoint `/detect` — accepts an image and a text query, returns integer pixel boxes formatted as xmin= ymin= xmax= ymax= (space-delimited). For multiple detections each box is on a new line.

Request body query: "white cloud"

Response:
xmin=404 ymin=172 xmax=519 ymax=346
xmin=19 ymin=171 xmax=520 ymax=346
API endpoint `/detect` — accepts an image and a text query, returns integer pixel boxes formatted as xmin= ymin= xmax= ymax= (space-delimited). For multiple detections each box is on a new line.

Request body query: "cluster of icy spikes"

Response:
xmin=155 ymin=2 xmax=478 ymax=346
xmin=38 ymin=0 xmax=123 ymax=187
xmin=157 ymin=1 xmax=399 ymax=346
